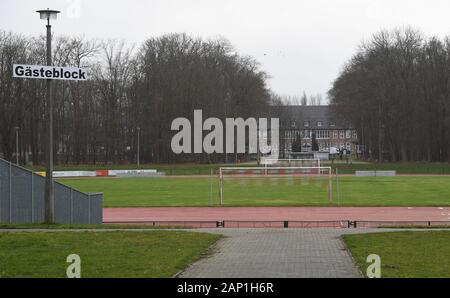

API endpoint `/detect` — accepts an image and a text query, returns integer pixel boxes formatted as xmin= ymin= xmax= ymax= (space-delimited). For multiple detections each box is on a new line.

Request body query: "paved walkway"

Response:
xmin=179 ymin=228 xmax=368 ymax=278
xmin=181 ymin=228 xmax=443 ymax=278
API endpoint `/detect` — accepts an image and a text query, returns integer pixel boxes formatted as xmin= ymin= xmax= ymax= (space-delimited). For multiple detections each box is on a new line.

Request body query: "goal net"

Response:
xmin=218 ymin=166 xmax=332 ymax=206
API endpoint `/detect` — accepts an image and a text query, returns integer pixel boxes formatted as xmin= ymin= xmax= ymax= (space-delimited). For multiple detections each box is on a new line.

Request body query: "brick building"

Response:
xmin=270 ymin=105 xmax=358 ymax=157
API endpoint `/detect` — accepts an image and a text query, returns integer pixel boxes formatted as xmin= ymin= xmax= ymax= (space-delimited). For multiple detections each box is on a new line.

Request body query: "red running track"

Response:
xmin=104 ymin=207 xmax=450 ymax=228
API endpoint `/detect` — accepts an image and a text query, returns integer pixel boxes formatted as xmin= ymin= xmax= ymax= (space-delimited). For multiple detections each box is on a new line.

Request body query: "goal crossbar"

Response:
xmin=220 ymin=166 xmax=328 ymax=171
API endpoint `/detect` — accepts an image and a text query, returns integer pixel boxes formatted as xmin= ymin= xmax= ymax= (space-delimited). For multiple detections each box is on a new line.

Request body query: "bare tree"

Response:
xmin=329 ymin=27 xmax=450 ymax=162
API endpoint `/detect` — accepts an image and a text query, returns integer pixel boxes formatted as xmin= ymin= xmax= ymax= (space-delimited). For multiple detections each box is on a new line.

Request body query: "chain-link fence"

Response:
xmin=0 ymin=158 xmax=102 ymax=224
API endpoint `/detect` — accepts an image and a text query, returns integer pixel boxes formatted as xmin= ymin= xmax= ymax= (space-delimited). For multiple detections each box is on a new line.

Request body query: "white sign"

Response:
xmin=53 ymin=171 xmax=96 ymax=177
xmin=13 ymin=64 xmax=88 ymax=81
xmin=108 ymin=169 xmax=157 ymax=176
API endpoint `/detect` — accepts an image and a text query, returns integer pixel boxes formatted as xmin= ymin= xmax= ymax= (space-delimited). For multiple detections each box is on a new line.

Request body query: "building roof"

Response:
xmin=269 ymin=105 xmax=353 ymax=130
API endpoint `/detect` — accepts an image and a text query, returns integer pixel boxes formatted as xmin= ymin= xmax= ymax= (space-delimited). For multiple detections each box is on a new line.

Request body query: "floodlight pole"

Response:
xmin=15 ymin=127 xmax=19 ymax=165
xmin=44 ymin=16 xmax=54 ymax=223
xmin=37 ymin=9 xmax=60 ymax=223
xmin=137 ymin=127 xmax=141 ymax=167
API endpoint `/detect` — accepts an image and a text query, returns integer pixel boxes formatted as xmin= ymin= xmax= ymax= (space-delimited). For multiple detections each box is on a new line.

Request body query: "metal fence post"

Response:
xmin=70 ymin=188 xmax=73 ymax=224
xmin=0 ymin=178 xmax=1 ymax=223
xmin=210 ymin=168 xmax=213 ymax=207
xmin=0 ymin=170 xmax=2 ymax=223
xmin=219 ymin=168 xmax=223 ymax=206
xmin=31 ymin=171 xmax=34 ymax=222
xmin=328 ymin=167 xmax=332 ymax=203
xmin=336 ymin=168 xmax=340 ymax=206
xmin=9 ymin=161 xmax=12 ymax=223
xmin=88 ymin=194 xmax=91 ymax=224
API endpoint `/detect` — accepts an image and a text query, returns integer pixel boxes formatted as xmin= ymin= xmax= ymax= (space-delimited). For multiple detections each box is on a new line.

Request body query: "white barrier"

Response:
xmin=108 ymin=169 xmax=157 ymax=177
xmin=37 ymin=169 xmax=159 ymax=178
xmin=37 ymin=171 xmax=97 ymax=178
xmin=355 ymin=170 xmax=396 ymax=177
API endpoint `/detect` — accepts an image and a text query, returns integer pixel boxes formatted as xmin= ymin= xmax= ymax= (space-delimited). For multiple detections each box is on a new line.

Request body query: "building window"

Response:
xmin=352 ymin=130 xmax=357 ymax=139
xmin=303 ymin=130 xmax=311 ymax=139
xmin=317 ymin=121 xmax=323 ymax=127
xmin=303 ymin=121 xmax=309 ymax=127
xmin=333 ymin=130 xmax=338 ymax=139
xmin=346 ymin=130 xmax=351 ymax=139
xmin=339 ymin=130 xmax=345 ymax=139
xmin=316 ymin=130 xmax=330 ymax=139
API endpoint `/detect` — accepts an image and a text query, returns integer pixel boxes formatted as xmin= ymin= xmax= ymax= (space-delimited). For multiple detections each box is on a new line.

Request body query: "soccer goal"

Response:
xmin=218 ymin=166 xmax=332 ymax=206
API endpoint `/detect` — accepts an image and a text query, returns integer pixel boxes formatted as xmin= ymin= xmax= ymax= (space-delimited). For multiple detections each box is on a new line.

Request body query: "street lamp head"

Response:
xmin=36 ymin=8 xmax=60 ymax=21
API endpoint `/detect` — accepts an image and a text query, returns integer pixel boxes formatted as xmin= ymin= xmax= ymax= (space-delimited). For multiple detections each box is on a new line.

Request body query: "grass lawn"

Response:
xmin=59 ymin=176 xmax=450 ymax=207
xmin=0 ymin=231 xmax=220 ymax=277
xmin=342 ymin=231 xmax=450 ymax=278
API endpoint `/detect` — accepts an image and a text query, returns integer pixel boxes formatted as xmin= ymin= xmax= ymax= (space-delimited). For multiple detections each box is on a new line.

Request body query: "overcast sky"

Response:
xmin=1 ymin=0 xmax=450 ymax=99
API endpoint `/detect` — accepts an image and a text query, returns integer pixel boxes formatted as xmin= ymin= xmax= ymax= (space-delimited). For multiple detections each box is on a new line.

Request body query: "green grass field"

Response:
xmin=0 ymin=231 xmax=220 ymax=277
xmin=343 ymin=231 xmax=450 ymax=278
xmin=58 ymin=175 xmax=450 ymax=207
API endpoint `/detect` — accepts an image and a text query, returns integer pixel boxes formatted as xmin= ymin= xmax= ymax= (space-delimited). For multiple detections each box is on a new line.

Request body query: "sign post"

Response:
xmin=11 ymin=9 xmax=89 ymax=223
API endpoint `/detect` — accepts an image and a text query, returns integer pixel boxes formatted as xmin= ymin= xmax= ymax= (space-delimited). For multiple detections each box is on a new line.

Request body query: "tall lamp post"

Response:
xmin=37 ymin=8 xmax=60 ymax=223
xmin=15 ymin=126 xmax=19 ymax=165
xmin=137 ymin=127 xmax=141 ymax=167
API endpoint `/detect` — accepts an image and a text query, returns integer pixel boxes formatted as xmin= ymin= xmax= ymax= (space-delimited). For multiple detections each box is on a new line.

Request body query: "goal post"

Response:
xmin=219 ymin=166 xmax=332 ymax=206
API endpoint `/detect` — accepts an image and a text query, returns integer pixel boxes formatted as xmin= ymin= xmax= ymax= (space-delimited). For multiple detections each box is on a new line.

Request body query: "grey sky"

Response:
xmin=1 ymin=0 xmax=450 ymax=99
